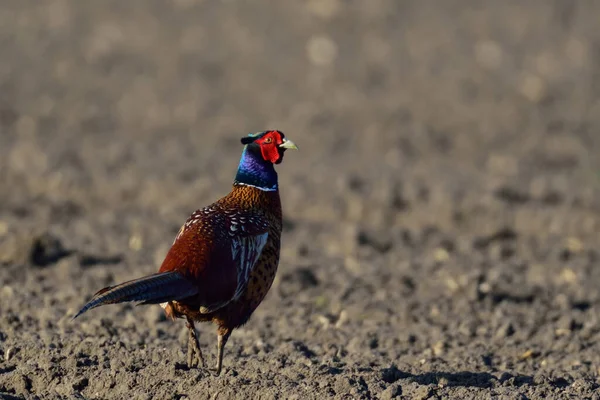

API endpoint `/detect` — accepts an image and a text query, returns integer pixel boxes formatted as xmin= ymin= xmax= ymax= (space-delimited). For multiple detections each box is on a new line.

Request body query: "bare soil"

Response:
xmin=1 ymin=1 xmax=600 ymax=399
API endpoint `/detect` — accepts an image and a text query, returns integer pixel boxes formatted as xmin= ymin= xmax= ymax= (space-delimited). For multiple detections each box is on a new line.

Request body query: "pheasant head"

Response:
xmin=235 ymin=130 xmax=297 ymax=191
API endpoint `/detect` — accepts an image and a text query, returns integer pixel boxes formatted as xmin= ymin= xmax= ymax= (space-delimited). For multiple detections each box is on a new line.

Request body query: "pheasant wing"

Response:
xmin=230 ymin=232 xmax=268 ymax=301
xmin=159 ymin=207 xmax=270 ymax=314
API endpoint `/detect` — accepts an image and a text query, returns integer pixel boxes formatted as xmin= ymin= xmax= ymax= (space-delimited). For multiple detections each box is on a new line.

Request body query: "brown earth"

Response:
xmin=1 ymin=1 xmax=600 ymax=399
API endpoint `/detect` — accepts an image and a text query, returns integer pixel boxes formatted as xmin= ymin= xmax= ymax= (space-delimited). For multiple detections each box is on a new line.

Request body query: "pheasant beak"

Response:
xmin=279 ymin=139 xmax=298 ymax=150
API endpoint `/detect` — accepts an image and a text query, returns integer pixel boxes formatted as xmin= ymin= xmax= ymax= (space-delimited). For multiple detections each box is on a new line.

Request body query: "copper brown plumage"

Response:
xmin=74 ymin=130 xmax=297 ymax=375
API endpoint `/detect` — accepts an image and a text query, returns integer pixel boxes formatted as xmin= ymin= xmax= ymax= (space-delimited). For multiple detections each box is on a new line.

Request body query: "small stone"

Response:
xmin=495 ymin=322 xmax=515 ymax=339
xmin=2 ymin=286 xmax=14 ymax=298
xmin=445 ymin=276 xmax=459 ymax=292
xmin=433 ymin=247 xmax=449 ymax=263
xmin=559 ymin=268 xmax=577 ymax=284
xmin=565 ymin=237 xmax=583 ymax=253
xmin=317 ymin=314 xmax=331 ymax=328
xmin=344 ymin=256 xmax=361 ymax=275
xmin=437 ymin=376 xmax=450 ymax=388
xmin=129 ymin=233 xmax=143 ymax=251
xmin=519 ymin=73 xmax=546 ymax=103
xmin=432 ymin=341 xmax=446 ymax=356
xmin=519 ymin=349 xmax=535 ymax=360
xmin=5 ymin=346 xmax=14 ymax=361
xmin=314 ymin=295 xmax=328 ymax=309
xmin=335 ymin=310 xmax=348 ymax=329
xmin=478 ymin=282 xmax=491 ymax=294
xmin=306 ymin=36 xmax=338 ymax=66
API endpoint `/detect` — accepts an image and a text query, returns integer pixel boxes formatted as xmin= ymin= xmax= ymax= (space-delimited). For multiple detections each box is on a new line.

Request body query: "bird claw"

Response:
xmin=186 ymin=320 xmax=207 ymax=369
xmin=186 ymin=351 xmax=206 ymax=369
xmin=186 ymin=340 xmax=207 ymax=369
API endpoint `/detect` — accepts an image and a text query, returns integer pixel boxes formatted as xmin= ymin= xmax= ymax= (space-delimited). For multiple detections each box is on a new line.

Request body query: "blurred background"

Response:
xmin=1 ymin=1 xmax=600 ymax=398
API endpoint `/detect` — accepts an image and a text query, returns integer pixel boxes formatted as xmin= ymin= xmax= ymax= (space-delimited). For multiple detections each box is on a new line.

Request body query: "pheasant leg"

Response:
xmin=215 ymin=328 xmax=231 ymax=376
xmin=186 ymin=317 xmax=206 ymax=368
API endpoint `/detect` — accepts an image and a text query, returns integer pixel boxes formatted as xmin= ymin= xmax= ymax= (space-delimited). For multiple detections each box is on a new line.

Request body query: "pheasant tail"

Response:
xmin=73 ymin=271 xmax=198 ymax=319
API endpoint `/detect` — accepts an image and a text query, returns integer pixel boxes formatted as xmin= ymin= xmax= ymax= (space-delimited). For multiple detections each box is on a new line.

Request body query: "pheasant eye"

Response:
xmin=263 ymin=137 xmax=272 ymax=144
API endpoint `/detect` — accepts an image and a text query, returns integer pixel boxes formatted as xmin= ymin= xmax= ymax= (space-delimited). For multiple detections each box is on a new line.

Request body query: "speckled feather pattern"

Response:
xmin=160 ymin=184 xmax=282 ymax=331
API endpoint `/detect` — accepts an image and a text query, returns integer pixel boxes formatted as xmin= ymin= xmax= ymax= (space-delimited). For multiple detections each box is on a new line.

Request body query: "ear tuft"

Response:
xmin=241 ymin=136 xmax=255 ymax=145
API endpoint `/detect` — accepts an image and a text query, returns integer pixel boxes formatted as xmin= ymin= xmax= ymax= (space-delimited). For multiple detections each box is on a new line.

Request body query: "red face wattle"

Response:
xmin=255 ymin=131 xmax=285 ymax=164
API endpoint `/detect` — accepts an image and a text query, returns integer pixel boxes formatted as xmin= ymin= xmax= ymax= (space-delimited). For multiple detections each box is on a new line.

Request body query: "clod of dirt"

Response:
xmin=282 ymin=218 xmax=297 ymax=232
xmin=389 ymin=183 xmax=410 ymax=211
xmin=280 ymin=339 xmax=316 ymax=359
xmin=380 ymin=383 xmax=402 ymax=400
xmin=494 ymin=186 xmax=531 ymax=204
xmin=29 ymin=233 xmax=72 ymax=267
xmin=8 ymin=374 xmax=32 ymax=395
xmin=495 ymin=322 xmax=516 ymax=339
xmin=381 ymin=364 xmax=408 ymax=384
xmin=473 ymin=228 xmax=517 ymax=249
xmin=4 ymin=346 xmax=15 ymax=362
xmin=539 ymin=190 xmax=563 ymax=206
xmin=357 ymin=229 xmax=393 ymax=253
xmin=346 ymin=175 xmax=366 ymax=193
xmin=72 ymin=377 xmax=89 ymax=391
xmin=278 ymin=267 xmax=320 ymax=298
xmin=283 ymin=268 xmax=319 ymax=287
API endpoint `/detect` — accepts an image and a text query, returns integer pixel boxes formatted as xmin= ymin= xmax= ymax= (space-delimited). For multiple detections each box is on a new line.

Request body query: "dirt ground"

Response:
xmin=1 ymin=1 xmax=600 ymax=399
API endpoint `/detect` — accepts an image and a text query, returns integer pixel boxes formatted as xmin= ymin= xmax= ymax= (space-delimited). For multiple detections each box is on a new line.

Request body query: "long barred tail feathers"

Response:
xmin=72 ymin=271 xmax=198 ymax=320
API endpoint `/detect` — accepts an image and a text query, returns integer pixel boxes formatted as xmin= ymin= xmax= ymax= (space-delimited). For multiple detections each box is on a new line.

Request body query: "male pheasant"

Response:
xmin=74 ymin=130 xmax=297 ymax=375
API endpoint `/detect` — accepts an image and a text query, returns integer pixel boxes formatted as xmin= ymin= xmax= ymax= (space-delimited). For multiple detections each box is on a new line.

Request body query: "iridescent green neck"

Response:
xmin=233 ymin=146 xmax=278 ymax=191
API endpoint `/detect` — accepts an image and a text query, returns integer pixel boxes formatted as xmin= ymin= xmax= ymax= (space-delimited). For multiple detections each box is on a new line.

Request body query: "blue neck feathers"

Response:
xmin=234 ymin=146 xmax=278 ymax=191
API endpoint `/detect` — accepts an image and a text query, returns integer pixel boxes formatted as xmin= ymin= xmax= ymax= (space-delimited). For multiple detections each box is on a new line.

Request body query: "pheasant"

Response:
xmin=74 ymin=130 xmax=297 ymax=375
